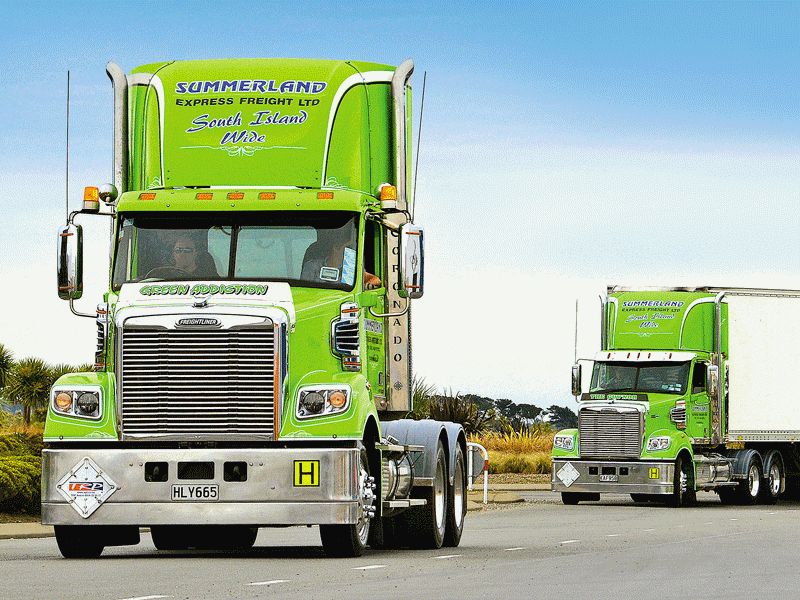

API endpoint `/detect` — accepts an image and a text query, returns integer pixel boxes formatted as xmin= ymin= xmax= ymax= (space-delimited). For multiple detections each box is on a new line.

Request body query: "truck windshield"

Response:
xmin=590 ymin=361 xmax=690 ymax=394
xmin=112 ymin=211 xmax=359 ymax=291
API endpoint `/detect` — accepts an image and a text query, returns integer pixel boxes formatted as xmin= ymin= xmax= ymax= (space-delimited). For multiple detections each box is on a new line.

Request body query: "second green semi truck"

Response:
xmin=46 ymin=57 xmax=471 ymax=558
xmin=553 ymin=286 xmax=800 ymax=506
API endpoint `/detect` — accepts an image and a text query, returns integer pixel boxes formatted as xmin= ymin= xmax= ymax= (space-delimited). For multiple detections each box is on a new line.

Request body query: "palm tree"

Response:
xmin=4 ymin=358 xmax=51 ymax=426
xmin=0 ymin=343 xmax=13 ymax=391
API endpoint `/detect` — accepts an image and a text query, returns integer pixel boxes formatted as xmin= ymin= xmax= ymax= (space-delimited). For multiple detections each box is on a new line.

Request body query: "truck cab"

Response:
xmin=553 ymin=288 xmax=728 ymax=506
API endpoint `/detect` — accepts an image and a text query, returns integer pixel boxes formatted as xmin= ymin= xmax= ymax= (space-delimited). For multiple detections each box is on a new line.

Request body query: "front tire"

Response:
xmin=54 ymin=526 xmax=104 ymax=559
xmin=443 ymin=444 xmax=467 ymax=547
xmin=320 ymin=445 xmax=374 ymax=557
xmin=672 ymin=455 xmax=697 ymax=507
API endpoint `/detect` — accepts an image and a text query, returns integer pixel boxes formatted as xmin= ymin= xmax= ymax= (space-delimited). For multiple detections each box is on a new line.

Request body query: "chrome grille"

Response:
xmin=579 ymin=407 xmax=643 ymax=458
xmin=120 ymin=323 xmax=276 ymax=439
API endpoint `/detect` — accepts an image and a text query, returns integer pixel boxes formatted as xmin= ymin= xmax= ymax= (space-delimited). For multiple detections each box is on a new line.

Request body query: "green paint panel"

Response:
xmin=608 ymin=291 xmax=727 ymax=352
xmin=127 ymin=59 xmax=396 ymax=191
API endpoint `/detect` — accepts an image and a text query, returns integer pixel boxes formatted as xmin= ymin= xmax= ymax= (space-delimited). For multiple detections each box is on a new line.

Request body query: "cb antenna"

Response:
xmin=65 ymin=70 xmax=70 ymax=220
xmin=411 ymin=70 xmax=426 ymax=223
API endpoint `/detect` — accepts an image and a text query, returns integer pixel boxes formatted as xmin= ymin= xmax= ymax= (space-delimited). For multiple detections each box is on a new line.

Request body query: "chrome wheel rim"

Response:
xmin=356 ymin=455 xmax=372 ymax=545
xmin=768 ymin=462 xmax=782 ymax=497
xmin=453 ymin=459 xmax=465 ymax=528
xmin=434 ymin=462 xmax=446 ymax=531
xmin=747 ymin=464 xmax=761 ymax=498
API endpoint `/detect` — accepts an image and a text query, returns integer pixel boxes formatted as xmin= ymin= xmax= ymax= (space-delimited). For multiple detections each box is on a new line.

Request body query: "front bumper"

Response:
xmin=42 ymin=447 xmax=360 ymax=526
xmin=551 ymin=459 xmax=675 ymax=495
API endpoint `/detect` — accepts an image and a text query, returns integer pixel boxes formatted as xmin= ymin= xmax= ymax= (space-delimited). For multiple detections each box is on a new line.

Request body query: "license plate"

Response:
xmin=599 ymin=474 xmax=618 ymax=482
xmin=171 ymin=484 xmax=219 ymax=502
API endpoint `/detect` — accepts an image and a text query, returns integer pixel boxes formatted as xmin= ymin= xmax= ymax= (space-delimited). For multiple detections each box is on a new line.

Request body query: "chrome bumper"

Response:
xmin=551 ymin=459 xmax=675 ymax=495
xmin=42 ymin=447 xmax=360 ymax=526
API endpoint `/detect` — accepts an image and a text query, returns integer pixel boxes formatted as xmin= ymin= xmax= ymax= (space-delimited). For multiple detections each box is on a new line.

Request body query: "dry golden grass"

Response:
xmin=469 ymin=430 xmax=555 ymax=474
xmin=470 ymin=429 xmax=555 ymax=453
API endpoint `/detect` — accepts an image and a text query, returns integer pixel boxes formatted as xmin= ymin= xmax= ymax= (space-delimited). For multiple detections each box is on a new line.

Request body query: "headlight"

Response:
xmin=646 ymin=436 xmax=672 ymax=452
xmin=553 ymin=434 xmax=575 ymax=451
xmin=297 ymin=386 xmax=351 ymax=419
xmin=51 ymin=386 xmax=103 ymax=421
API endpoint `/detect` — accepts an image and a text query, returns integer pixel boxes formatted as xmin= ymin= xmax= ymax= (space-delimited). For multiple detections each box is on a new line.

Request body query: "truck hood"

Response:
xmin=116 ymin=280 xmax=296 ymax=329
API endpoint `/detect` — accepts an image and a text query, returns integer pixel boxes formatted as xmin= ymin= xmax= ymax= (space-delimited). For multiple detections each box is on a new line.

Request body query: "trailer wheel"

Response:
xmin=443 ymin=444 xmax=467 ymax=547
xmin=54 ymin=526 xmax=104 ymax=559
xmin=736 ymin=453 xmax=762 ymax=505
xmin=672 ymin=455 xmax=697 ymax=507
xmin=761 ymin=452 xmax=784 ymax=504
xmin=406 ymin=441 xmax=447 ymax=549
xmin=320 ymin=447 xmax=373 ymax=557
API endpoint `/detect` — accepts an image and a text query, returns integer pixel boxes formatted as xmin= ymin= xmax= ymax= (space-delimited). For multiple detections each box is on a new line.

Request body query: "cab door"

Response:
xmin=686 ymin=361 xmax=712 ymax=441
xmin=362 ymin=219 xmax=387 ymax=408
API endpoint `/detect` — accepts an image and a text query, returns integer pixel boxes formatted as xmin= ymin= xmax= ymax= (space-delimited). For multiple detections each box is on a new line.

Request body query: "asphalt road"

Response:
xmin=2 ymin=492 xmax=798 ymax=600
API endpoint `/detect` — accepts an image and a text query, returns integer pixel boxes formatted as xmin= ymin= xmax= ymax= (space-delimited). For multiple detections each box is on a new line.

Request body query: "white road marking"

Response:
xmin=730 ymin=518 xmax=739 ymax=521
xmin=644 ymin=529 xmax=655 ymax=532
xmin=118 ymin=596 xmax=171 ymax=600
xmin=353 ymin=565 xmax=386 ymax=571
xmin=560 ymin=539 xmax=580 ymax=544
xmin=247 ymin=580 xmax=290 ymax=587
xmin=505 ymin=547 xmax=526 ymax=551
xmin=606 ymin=534 xmax=620 ymax=537
xmin=434 ymin=554 xmax=463 ymax=559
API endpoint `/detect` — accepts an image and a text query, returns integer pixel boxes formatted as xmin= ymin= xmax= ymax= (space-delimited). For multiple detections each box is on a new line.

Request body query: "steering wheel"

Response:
xmin=144 ymin=266 xmax=191 ymax=279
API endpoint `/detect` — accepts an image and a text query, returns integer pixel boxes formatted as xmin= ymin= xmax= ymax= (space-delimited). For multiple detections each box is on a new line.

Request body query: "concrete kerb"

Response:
xmin=467 ymin=482 xmax=549 ymax=511
xmin=0 ymin=484 xmax=550 ymax=538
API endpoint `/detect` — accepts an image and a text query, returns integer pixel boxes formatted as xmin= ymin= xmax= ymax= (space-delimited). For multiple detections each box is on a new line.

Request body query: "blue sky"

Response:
xmin=1 ymin=1 xmax=798 ymax=408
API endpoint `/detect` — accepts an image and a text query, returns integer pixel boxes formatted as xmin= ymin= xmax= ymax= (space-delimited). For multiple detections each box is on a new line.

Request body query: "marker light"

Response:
xmin=329 ymin=391 xmax=347 ymax=408
xmin=227 ymin=192 xmax=244 ymax=200
xmin=379 ymin=184 xmax=397 ymax=202
xmin=83 ymin=187 xmax=100 ymax=212
xmin=317 ymin=192 xmax=334 ymax=200
xmin=196 ymin=192 xmax=213 ymax=200
xmin=259 ymin=192 xmax=276 ymax=200
xmin=139 ymin=192 xmax=156 ymax=200
xmin=55 ymin=392 xmax=72 ymax=411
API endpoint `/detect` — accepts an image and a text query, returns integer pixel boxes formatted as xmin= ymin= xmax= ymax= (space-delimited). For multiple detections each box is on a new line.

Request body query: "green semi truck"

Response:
xmin=553 ymin=286 xmax=800 ymax=506
xmin=46 ymin=58 xmax=469 ymax=558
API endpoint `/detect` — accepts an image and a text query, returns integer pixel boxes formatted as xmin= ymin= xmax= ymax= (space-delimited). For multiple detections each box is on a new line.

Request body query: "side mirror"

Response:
xmin=571 ymin=363 xmax=582 ymax=397
xmin=707 ymin=364 xmax=719 ymax=400
xmin=57 ymin=223 xmax=83 ymax=300
xmin=399 ymin=223 xmax=424 ymax=299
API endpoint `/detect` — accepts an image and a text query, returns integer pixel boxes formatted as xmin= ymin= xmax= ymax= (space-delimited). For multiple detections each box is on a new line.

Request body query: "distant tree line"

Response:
xmin=411 ymin=376 xmax=578 ymax=434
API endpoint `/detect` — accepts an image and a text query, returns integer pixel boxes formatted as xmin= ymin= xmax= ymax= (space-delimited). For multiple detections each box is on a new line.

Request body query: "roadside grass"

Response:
xmin=469 ymin=430 xmax=554 ymax=474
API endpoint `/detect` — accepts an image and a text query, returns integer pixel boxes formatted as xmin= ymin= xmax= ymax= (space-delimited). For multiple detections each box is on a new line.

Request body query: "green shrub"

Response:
xmin=0 ymin=432 xmax=44 ymax=457
xmin=0 ymin=455 xmax=41 ymax=514
xmin=0 ymin=432 xmax=44 ymax=514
